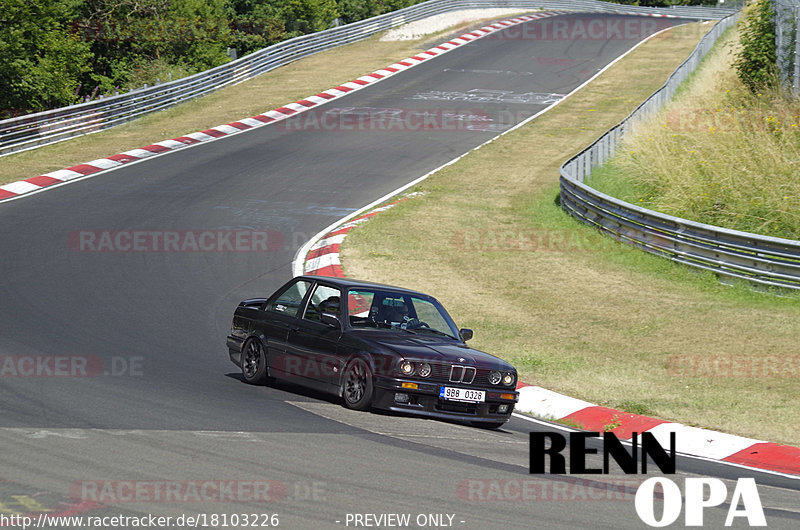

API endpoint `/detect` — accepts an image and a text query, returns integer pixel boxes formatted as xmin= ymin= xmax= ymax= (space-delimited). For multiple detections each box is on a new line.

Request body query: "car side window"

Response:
xmin=265 ymin=280 xmax=311 ymax=317
xmin=303 ymin=284 xmax=341 ymax=323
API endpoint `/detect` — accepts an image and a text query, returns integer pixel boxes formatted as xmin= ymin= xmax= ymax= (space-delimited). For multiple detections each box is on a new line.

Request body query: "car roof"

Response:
xmin=297 ymin=275 xmax=425 ymax=296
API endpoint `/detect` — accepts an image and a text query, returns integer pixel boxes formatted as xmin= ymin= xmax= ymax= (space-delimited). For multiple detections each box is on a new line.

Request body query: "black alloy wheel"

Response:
xmin=242 ymin=339 xmax=269 ymax=384
xmin=342 ymin=358 xmax=373 ymax=411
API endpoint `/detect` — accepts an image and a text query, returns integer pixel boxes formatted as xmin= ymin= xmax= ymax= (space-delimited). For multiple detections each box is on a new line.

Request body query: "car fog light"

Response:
xmin=419 ymin=363 xmax=432 ymax=377
xmin=502 ymin=372 xmax=514 ymax=386
xmin=395 ymin=392 xmax=410 ymax=403
xmin=489 ymin=371 xmax=501 ymax=385
xmin=498 ymin=404 xmax=509 ymax=413
xmin=400 ymin=361 xmax=415 ymax=375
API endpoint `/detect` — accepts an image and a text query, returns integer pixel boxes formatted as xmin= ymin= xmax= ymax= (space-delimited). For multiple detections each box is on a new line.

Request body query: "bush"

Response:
xmin=734 ymin=0 xmax=777 ymax=92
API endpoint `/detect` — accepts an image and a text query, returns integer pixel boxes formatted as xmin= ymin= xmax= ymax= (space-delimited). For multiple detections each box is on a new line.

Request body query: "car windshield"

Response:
xmin=346 ymin=288 xmax=460 ymax=339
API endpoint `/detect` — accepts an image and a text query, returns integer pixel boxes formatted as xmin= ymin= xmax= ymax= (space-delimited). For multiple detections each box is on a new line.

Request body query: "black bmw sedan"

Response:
xmin=226 ymin=276 xmax=519 ymax=428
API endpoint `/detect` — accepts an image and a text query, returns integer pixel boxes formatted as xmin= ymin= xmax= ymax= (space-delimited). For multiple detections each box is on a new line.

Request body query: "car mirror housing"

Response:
xmin=459 ymin=328 xmax=473 ymax=341
xmin=321 ymin=312 xmax=341 ymax=328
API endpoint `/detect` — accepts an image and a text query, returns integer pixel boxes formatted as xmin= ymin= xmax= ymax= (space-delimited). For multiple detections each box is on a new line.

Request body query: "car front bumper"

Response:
xmin=371 ymin=376 xmax=518 ymax=424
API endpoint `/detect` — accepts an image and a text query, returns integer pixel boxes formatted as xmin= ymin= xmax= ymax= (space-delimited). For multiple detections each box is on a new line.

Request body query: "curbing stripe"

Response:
xmin=25 ymin=175 xmax=62 ymax=187
xmin=516 ymin=384 xmax=595 ymax=419
xmin=561 ymin=405 xmax=667 ymax=438
xmin=723 ymin=443 xmax=800 ymax=475
xmin=85 ymin=158 xmax=123 ymax=169
xmin=1 ymin=181 xmax=41 ymax=195
xmin=68 ymin=164 xmax=105 ymax=175
xmin=45 ymin=169 xmax=84 ymax=180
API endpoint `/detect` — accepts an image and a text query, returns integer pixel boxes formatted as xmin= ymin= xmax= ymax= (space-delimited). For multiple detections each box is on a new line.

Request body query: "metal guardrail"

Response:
xmin=0 ymin=0 xmax=735 ymax=157
xmin=559 ymin=12 xmax=800 ymax=291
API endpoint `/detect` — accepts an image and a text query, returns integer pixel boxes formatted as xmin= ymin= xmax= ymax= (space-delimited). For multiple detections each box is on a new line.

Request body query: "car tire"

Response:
xmin=241 ymin=338 xmax=269 ymax=384
xmin=472 ymin=421 xmax=505 ymax=430
xmin=341 ymin=358 xmax=373 ymax=411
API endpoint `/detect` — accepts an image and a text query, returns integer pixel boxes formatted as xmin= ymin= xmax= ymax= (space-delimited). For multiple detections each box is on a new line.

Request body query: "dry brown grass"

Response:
xmin=0 ymin=14 xmax=527 ymax=186
xmin=341 ymin=21 xmax=800 ymax=446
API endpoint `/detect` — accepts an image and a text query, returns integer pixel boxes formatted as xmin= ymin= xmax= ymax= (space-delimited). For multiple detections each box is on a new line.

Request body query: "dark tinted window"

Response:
xmin=303 ymin=284 xmax=341 ymax=323
xmin=266 ymin=280 xmax=311 ymax=317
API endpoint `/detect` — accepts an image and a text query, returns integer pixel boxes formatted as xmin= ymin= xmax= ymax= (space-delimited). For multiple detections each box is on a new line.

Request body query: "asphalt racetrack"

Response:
xmin=1 ymin=12 xmax=798 ymax=529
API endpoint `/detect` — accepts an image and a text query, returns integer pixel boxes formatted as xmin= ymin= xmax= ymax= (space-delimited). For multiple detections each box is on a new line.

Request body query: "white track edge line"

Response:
xmin=292 ymin=21 xmax=685 ymax=276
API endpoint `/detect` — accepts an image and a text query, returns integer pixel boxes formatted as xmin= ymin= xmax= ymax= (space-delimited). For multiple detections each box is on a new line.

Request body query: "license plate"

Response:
xmin=439 ymin=386 xmax=485 ymax=403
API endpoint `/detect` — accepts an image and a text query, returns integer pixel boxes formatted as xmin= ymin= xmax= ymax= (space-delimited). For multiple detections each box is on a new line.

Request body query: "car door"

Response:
xmin=255 ymin=278 xmax=313 ymax=378
xmin=285 ymin=282 xmax=343 ymax=391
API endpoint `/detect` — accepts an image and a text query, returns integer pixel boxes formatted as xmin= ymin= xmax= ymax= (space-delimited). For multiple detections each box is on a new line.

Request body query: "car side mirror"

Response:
xmin=321 ymin=312 xmax=341 ymax=329
xmin=459 ymin=328 xmax=473 ymax=341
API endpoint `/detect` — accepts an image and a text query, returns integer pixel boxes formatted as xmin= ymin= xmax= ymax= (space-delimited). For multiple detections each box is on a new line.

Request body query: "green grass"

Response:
xmin=341 ymin=21 xmax=800 ymax=446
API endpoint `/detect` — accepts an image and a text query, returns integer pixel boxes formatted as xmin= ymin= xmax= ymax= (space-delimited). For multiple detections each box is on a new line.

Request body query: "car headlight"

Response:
xmin=418 ymin=363 xmax=432 ymax=378
xmin=502 ymin=372 xmax=515 ymax=386
xmin=488 ymin=370 xmax=502 ymax=385
xmin=400 ymin=360 xmax=415 ymax=376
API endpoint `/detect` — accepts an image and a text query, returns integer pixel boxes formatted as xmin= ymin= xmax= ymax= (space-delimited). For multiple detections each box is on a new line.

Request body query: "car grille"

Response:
xmin=427 ymin=363 xmax=491 ymax=386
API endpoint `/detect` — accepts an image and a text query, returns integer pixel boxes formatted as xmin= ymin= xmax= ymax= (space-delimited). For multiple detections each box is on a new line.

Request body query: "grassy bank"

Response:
xmin=589 ymin=24 xmax=800 ymax=239
xmin=341 ymin=21 xmax=800 ymax=446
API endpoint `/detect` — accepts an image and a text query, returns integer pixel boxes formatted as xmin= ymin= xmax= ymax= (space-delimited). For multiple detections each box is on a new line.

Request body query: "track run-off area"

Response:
xmin=1 ymin=12 xmax=798 ymax=529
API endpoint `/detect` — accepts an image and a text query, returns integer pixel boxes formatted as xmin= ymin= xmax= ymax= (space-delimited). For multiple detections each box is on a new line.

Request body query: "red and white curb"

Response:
xmin=515 ymin=384 xmax=800 ymax=476
xmin=0 ymin=11 xmax=565 ymax=202
xmin=298 ymin=196 xmax=800 ymax=478
xmin=303 ymin=196 xmax=416 ymax=277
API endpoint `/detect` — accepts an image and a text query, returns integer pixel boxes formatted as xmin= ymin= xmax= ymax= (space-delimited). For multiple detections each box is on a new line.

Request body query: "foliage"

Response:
xmin=733 ymin=0 xmax=777 ymax=92
xmin=1 ymin=0 xmax=426 ymax=115
xmin=0 ymin=0 xmax=93 ymax=113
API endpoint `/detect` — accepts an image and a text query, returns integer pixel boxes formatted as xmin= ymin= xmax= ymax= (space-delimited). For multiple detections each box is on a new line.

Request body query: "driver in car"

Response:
xmin=386 ymin=302 xmax=424 ymax=330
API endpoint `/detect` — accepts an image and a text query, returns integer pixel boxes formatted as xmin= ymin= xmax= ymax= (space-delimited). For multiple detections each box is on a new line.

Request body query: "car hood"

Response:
xmin=357 ymin=331 xmax=514 ymax=371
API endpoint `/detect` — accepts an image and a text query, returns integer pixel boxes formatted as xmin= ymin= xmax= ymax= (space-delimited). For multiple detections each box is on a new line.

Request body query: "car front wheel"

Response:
xmin=342 ymin=358 xmax=373 ymax=411
xmin=242 ymin=339 xmax=269 ymax=384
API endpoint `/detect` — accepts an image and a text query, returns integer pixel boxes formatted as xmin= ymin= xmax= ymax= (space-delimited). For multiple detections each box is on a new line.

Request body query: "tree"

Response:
xmin=283 ymin=0 xmax=339 ymax=35
xmin=0 ymin=0 xmax=93 ymax=113
xmin=734 ymin=0 xmax=777 ymax=92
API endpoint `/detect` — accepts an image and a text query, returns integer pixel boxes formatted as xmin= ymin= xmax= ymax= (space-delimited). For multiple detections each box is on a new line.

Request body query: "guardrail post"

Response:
xmin=794 ymin=7 xmax=800 ymax=98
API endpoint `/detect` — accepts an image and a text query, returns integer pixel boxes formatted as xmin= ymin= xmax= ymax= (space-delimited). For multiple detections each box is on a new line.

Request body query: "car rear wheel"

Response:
xmin=342 ymin=358 xmax=373 ymax=411
xmin=242 ymin=339 xmax=269 ymax=384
